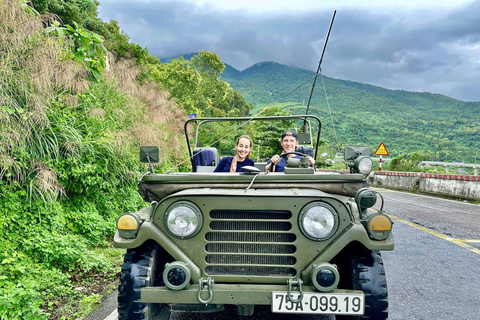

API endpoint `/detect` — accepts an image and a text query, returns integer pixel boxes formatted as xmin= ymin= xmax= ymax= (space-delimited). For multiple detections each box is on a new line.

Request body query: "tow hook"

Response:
xmin=197 ymin=277 xmax=214 ymax=305
xmin=287 ymin=278 xmax=304 ymax=303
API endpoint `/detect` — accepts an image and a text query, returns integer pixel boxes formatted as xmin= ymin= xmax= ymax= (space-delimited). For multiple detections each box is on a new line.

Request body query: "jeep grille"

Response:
xmin=205 ymin=210 xmax=297 ymax=277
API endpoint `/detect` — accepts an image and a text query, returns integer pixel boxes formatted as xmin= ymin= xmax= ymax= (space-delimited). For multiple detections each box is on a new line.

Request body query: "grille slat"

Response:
xmin=206 ymin=266 xmax=295 ymax=276
xmin=210 ymin=221 xmax=291 ymax=231
xmin=206 ymin=254 xmax=296 ymax=265
xmin=206 ymin=232 xmax=296 ymax=242
xmin=210 ymin=210 xmax=291 ymax=220
xmin=206 ymin=243 xmax=295 ymax=254
xmin=206 ymin=210 xmax=297 ymax=277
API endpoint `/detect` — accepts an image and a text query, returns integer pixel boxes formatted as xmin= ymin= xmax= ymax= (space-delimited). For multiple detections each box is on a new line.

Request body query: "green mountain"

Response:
xmin=220 ymin=61 xmax=480 ymax=162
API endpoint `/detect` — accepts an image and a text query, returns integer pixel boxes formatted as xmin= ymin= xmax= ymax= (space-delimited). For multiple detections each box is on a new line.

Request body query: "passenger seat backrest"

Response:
xmin=192 ymin=147 xmax=219 ymax=172
xmin=295 ymin=145 xmax=314 ymax=158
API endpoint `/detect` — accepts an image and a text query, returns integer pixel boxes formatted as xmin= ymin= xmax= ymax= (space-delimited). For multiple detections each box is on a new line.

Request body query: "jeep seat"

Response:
xmin=295 ymin=145 xmax=313 ymax=157
xmin=192 ymin=147 xmax=219 ymax=172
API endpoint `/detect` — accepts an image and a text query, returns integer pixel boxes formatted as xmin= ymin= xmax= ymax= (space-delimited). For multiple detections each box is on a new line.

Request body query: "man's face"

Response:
xmin=281 ymin=135 xmax=298 ymax=153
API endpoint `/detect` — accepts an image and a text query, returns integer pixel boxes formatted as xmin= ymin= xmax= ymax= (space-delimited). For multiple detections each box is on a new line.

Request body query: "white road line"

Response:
xmin=105 ymin=309 xmax=117 ymax=320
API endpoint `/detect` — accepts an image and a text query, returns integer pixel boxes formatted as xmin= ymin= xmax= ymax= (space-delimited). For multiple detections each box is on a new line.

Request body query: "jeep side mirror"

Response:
xmin=140 ymin=146 xmax=159 ymax=173
xmin=344 ymin=145 xmax=373 ymax=177
xmin=344 ymin=145 xmax=370 ymax=162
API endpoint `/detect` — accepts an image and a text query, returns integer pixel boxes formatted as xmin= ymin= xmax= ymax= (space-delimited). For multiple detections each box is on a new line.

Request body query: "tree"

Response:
xmin=191 ymin=51 xmax=225 ymax=77
xmin=248 ymin=106 xmax=293 ymax=160
xmin=31 ymin=0 xmax=100 ymax=29
xmin=389 ymin=151 xmax=431 ymax=172
xmin=147 ymin=51 xmax=252 ymax=117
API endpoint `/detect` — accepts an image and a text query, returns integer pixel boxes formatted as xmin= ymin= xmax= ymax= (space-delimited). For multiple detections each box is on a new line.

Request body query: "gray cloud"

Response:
xmin=99 ymin=0 xmax=480 ymax=101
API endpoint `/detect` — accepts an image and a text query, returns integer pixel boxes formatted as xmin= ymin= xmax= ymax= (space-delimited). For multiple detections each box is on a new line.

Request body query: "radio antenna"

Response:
xmin=305 ymin=10 xmax=336 ymax=116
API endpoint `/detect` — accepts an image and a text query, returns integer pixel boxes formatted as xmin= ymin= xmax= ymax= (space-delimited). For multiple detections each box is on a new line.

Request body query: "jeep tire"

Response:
xmin=337 ymin=250 xmax=388 ymax=319
xmin=118 ymin=242 xmax=171 ymax=320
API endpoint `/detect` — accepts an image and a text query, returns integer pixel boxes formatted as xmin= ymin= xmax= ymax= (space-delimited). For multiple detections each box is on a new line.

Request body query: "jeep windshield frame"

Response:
xmin=184 ymin=115 xmax=322 ymax=170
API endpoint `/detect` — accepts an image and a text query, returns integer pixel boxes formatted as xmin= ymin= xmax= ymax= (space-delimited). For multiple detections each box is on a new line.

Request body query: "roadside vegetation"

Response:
xmin=0 ymin=1 xmax=253 ymax=319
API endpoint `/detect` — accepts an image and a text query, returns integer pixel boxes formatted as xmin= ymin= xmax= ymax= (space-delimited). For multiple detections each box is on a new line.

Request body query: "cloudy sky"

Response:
xmin=98 ymin=0 xmax=480 ymax=101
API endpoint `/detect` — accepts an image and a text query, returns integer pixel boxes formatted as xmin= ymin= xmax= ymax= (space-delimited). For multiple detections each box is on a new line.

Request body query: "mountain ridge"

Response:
xmin=160 ymin=54 xmax=479 ymax=161
xmin=220 ymin=61 xmax=479 ymax=162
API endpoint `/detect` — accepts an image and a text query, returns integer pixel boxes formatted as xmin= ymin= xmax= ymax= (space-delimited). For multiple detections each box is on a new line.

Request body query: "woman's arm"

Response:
xmin=213 ymin=157 xmax=229 ymax=172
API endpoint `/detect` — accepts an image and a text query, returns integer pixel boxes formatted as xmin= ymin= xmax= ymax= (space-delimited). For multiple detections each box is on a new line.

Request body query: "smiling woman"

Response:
xmin=214 ymin=135 xmax=255 ymax=172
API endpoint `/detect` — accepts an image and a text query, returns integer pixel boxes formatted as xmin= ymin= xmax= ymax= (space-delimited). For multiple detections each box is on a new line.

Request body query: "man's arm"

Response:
xmin=265 ymin=154 xmax=281 ymax=172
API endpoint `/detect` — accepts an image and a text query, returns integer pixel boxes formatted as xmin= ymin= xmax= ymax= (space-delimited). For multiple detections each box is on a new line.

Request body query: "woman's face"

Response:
xmin=236 ymin=138 xmax=252 ymax=160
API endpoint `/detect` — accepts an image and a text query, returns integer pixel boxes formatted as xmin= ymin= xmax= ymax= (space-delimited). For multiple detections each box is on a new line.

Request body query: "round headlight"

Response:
xmin=299 ymin=202 xmax=339 ymax=241
xmin=117 ymin=214 xmax=139 ymax=230
xmin=354 ymin=156 xmax=373 ymax=175
xmin=163 ymin=261 xmax=191 ymax=290
xmin=164 ymin=201 xmax=203 ymax=239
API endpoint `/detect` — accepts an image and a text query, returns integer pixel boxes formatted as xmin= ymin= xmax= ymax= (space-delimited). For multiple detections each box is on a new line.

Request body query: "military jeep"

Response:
xmin=114 ymin=115 xmax=394 ymax=319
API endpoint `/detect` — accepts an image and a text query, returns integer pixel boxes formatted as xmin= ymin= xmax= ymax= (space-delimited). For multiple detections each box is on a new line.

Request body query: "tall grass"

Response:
xmin=0 ymin=1 xmax=189 ymax=318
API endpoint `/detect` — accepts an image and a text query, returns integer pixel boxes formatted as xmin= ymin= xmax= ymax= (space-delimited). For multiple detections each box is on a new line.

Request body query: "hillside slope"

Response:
xmin=0 ymin=1 xmax=189 ymax=318
xmin=221 ymin=61 xmax=480 ymax=161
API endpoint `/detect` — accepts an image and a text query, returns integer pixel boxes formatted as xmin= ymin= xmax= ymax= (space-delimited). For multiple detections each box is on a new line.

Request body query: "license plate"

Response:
xmin=271 ymin=291 xmax=364 ymax=315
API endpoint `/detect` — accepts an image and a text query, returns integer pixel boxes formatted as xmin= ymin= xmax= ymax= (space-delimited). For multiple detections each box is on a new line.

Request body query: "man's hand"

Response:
xmin=270 ymin=154 xmax=281 ymax=165
xmin=265 ymin=154 xmax=280 ymax=172
xmin=308 ymin=156 xmax=315 ymax=166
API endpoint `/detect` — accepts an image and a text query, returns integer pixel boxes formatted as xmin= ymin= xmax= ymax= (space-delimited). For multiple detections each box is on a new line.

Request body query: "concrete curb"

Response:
xmin=373 ymin=171 xmax=480 ymax=200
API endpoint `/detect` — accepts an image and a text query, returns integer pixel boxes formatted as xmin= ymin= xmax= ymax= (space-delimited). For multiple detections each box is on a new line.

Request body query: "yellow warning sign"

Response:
xmin=375 ymin=143 xmax=389 ymax=156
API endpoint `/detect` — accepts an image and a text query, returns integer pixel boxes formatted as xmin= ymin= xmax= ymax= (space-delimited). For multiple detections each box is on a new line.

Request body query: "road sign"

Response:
xmin=375 ymin=143 xmax=389 ymax=156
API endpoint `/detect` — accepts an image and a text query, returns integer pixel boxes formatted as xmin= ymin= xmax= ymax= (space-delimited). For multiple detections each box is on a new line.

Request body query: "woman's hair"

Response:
xmin=235 ymin=135 xmax=253 ymax=159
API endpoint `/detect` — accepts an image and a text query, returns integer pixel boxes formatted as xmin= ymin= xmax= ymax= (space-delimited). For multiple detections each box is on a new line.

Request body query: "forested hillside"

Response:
xmin=221 ymin=61 xmax=480 ymax=162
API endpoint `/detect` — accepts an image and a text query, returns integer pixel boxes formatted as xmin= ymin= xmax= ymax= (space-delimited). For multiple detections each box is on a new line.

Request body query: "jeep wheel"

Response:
xmin=118 ymin=242 xmax=171 ymax=320
xmin=337 ymin=250 xmax=388 ymax=320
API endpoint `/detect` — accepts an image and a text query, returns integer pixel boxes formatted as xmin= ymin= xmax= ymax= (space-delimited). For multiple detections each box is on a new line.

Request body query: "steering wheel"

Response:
xmin=279 ymin=151 xmax=308 ymax=158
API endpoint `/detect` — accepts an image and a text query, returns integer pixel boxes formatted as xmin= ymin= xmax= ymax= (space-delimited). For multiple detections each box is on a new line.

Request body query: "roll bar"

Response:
xmin=184 ymin=115 xmax=322 ymax=170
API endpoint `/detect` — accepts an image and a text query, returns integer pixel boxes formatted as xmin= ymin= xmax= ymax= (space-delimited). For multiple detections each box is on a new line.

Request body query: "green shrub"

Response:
xmin=22 ymin=231 xmax=109 ymax=272
xmin=0 ymin=280 xmax=46 ymax=320
xmin=0 ymin=1 xmax=194 ymax=318
xmin=389 ymin=151 xmax=432 ymax=172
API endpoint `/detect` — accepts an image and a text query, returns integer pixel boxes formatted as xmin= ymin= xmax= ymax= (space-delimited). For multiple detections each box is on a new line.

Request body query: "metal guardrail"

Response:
xmin=419 ymin=161 xmax=479 ymax=175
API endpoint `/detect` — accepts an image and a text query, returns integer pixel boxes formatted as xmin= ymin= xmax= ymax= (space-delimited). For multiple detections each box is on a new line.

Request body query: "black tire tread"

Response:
xmin=117 ymin=242 xmax=170 ymax=320
xmin=353 ymin=251 xmax=388 ymax=319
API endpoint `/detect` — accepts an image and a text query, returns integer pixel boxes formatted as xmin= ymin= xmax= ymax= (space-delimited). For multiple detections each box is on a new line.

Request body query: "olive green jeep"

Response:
xmin=114 ymin=115 xmax=394 ymax=319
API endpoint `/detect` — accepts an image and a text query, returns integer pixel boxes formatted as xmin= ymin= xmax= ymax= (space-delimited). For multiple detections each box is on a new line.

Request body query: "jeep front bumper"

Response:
xmin=141 ymin=283 xmax=362 ymax=305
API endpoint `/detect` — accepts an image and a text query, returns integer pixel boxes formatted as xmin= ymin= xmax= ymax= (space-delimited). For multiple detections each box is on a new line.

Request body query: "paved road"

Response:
xmin=86 ymin=189 xmax=480 ymax=320
xmin=372 ymin=188 xmax=480 ymax=320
